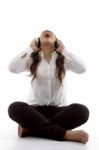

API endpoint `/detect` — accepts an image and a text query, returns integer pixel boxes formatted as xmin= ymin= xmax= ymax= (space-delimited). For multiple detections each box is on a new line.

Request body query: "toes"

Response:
xmin=82 ymin=138 xmax=88 ymax=144
xmin=81 ymin=132 xmax=89 ymax=144
xmin=78 ymin=130 xmax=89 ymax=144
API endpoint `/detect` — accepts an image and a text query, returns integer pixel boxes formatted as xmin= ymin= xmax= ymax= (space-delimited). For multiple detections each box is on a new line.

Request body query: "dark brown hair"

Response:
xmin=29 ymin=38 xmax=66 ymax=86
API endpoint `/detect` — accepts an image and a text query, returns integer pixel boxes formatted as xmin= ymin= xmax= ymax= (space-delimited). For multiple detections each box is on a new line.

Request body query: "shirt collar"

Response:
xmin=39 ymin=51 xmax=57 ymax=59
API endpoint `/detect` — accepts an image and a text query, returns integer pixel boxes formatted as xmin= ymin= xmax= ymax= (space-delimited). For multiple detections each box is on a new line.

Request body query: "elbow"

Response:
xmin=8 ymin=65 xmax=20 ymax=74
xmin=77 ymin=67 xmax=87 ymax=74
xmin=8 ymin=68 xmax=19 ymax=74
xmin=8 ymin=59 xmax=27 ymax=73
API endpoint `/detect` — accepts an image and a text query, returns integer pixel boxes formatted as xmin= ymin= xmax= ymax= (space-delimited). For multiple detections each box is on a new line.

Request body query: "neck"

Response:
xmin=41 ymin=45 xmax=54 ymax=58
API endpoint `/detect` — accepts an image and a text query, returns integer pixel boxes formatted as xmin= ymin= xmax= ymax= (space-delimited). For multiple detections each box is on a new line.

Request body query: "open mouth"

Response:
xmin=44 ymin=33 xmax=51 ymax=38
xmin=44 ymin=31 xmax=51 ymax=38
xmin=45 ymin=33 xmax=50 ymax=37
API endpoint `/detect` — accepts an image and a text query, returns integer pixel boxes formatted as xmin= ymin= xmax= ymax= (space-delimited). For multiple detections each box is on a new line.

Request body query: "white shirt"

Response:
xmin=8 ymin=46 xmax=86 ymax=106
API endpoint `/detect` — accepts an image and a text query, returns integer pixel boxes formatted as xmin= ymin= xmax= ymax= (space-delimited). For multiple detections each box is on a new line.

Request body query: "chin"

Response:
xmin=42 ymin=39 xmax=54 ymax=45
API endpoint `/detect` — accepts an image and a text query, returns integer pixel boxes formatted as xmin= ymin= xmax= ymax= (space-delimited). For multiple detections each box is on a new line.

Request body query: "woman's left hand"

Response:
xmin=56 ymin=40 xmax=65 ymax=53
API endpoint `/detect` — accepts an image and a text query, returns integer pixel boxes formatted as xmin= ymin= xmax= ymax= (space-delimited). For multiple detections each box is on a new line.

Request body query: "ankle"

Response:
xmin=64 ymin=130 xmax=71 ymax=140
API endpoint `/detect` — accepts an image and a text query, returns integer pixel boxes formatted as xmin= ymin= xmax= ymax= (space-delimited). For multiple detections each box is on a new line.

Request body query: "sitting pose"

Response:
xmin=8 ymin=30 xmax=89 ymax=143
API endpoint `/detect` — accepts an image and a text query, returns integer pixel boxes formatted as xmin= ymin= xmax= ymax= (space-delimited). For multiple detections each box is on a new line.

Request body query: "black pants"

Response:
xmin=8 ymin=102 xmax=89 ymax=141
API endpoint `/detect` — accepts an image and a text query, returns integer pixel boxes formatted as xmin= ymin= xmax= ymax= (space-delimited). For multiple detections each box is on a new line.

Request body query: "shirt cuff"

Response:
xmin=26 ymin=46 xmax=33 ymax=54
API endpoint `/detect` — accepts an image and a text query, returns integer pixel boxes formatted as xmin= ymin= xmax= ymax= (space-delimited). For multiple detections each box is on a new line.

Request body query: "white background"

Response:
xmin=0 ymin=0 xmax=99 ymax=148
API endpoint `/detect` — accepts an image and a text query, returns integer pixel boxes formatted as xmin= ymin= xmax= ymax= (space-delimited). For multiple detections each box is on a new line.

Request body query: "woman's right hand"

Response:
xmin=30 ymin=39 xmax=40 ymax=52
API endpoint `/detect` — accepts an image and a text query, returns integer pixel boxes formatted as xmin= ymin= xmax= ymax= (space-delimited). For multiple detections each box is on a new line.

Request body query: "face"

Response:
xmin=40 ymin=30 xmax=56 ymax=46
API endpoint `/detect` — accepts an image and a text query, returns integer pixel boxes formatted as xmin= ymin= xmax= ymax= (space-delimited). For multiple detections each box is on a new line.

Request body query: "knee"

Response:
xmin=70 ymin=103 xmax=89 ymax=123
xmin=8 ymin=101 xmax=27 ymax=119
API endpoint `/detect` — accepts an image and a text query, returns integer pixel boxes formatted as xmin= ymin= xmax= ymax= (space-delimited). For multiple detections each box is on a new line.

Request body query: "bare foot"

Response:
xmin=18 ymin=125 xmax=32 ymax=137
xmin=64 ymin=130 xmax=89 ymax=144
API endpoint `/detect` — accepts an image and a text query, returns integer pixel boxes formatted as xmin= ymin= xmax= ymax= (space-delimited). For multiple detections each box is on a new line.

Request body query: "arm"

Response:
xmin=8 ymin=46 xmax=33 ymax=73
xmin=62 ymin=48 xmax=86 ymax=74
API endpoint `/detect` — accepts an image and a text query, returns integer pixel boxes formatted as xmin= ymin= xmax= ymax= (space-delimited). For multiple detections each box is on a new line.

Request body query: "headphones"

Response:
xmin=34 ymin=38 xmax=41 ymax=48
xmin=34 ymin=37 xmax=60 ymax=49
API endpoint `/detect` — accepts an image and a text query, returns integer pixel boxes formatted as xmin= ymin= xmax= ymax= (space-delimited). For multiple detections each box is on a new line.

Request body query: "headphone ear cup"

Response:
xmin=34 ymin=38 xmax=38 ymax=47
xmin=55 ymin=39 xmax=57 ymax=49
xmin=55 ymin=39 xmax=59 ymax=49
xmin=37 ymin=37 xmax=41 ymax=48
xmin=34 ymin=38 xmax=41 ymax=48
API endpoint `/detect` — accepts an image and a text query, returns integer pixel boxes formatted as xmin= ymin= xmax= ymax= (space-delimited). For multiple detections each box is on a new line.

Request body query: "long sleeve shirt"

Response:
xmin=8 ymin=46 xmax=86 ymax=106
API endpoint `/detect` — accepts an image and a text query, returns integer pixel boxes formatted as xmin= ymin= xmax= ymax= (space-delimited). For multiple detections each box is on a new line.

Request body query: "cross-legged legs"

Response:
xmin=8 ymin=102 xmax=89 ymax=142
xmin=8 ymin=102 xmax=66 ymax=141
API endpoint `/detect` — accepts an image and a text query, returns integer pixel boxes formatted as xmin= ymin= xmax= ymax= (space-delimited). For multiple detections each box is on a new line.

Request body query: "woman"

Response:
xmin=8 ymin=30 xmax=89 ymax=143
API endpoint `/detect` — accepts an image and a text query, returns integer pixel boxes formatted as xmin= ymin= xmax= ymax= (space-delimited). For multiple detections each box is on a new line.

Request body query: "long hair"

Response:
xmin=29 ymin=38 xmax=66 ymax=86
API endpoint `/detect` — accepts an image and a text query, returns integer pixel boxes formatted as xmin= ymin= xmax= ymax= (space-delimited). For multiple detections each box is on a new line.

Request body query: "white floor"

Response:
xmin=1 ymin=109 xmax=99 ymax=150
xmin=0 ymin=125 xmax=99 ymax=150
xmin=1 ymin=97 xmax=99 ymax=150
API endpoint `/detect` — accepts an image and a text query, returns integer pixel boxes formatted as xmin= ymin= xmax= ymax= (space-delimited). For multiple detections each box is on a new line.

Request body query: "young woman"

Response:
xmin=8 ymin=30 xmax=89 ymax=143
